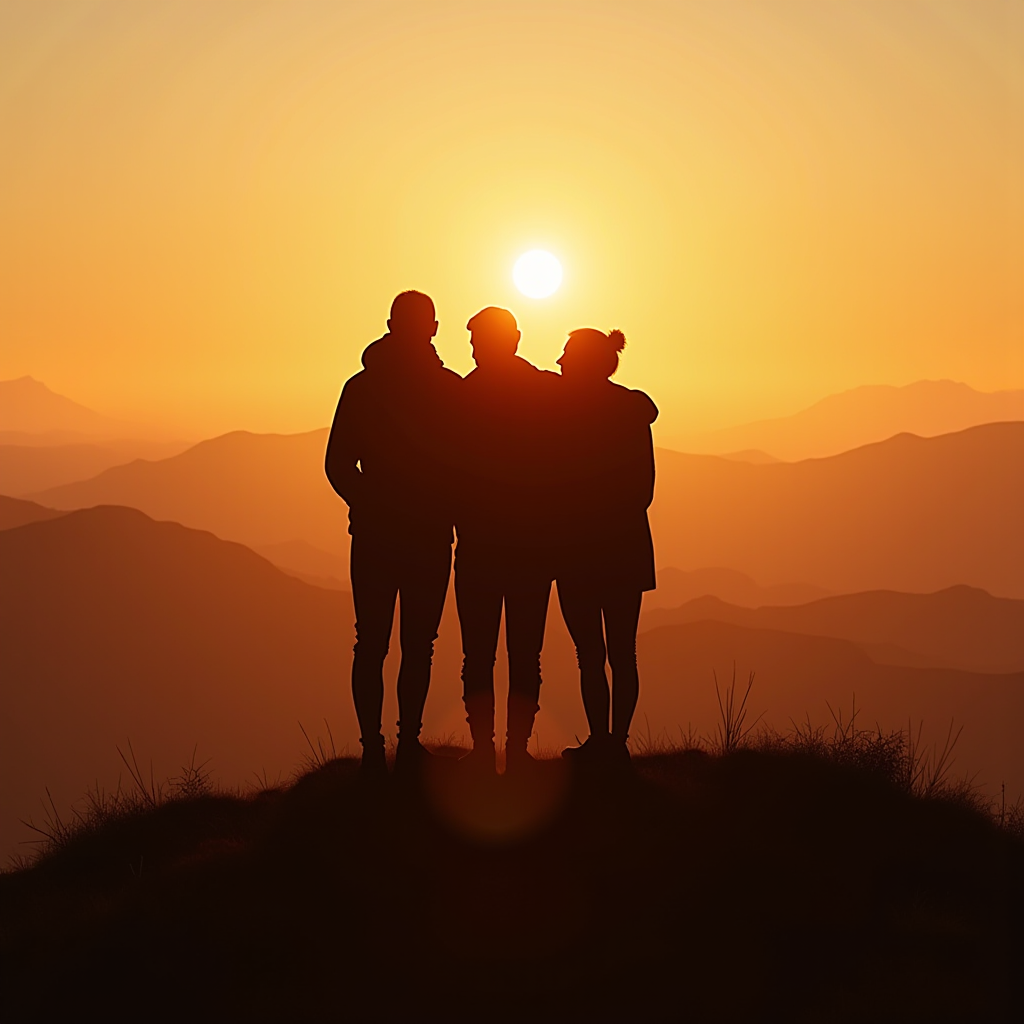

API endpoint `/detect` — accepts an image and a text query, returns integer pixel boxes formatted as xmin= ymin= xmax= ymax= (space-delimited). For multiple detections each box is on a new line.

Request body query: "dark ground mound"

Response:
xmin=1 ymin=750 xmax=1021 ymax=1023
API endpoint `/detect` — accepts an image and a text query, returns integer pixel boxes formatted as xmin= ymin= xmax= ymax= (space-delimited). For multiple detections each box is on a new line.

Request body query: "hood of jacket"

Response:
xmin=361 ymin=333 xmax=445 ymax=374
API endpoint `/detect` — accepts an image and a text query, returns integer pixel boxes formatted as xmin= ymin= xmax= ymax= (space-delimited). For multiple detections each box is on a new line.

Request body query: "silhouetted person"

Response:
xmin=453 ymin=307 xmax=560 ymax=774
xmin=554 ymin=328 xmax=657 ymax=765
xmin=325 ymin=291 xmax=461 ymax=777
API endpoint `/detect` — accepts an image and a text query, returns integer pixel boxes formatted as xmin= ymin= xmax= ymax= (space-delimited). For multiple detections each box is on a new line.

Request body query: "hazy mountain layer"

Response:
xmin=0 ymin=443 xmax=150 ymax=496
xmin=0 ymin=506 xmax=354 ymax=862
xmin=4 ymin=501 xmax=1022 ymax=861
xmin=651 ymin=423 xmax=1024 ymax=597
xmin=253 ymin=539 xmax=348 ymax=586
xmin=685 ymin=380 xmax=1024 ymax=460
xmin=30 ymin=422 xmax=1024 ymax=597
xmin=0 ymin=495 xmax=67 ymax=531
xmin=641 ymin=586 xmax=1024 ymax=674
xmin=35 ymin=429 xmax=346 ymax=554
xmin=631 ymin=621 xmax=1024 ymax=803
xmin=646 ymin=567 xmax=830 ymax=609
xmin=0 ymin=377 xmax=127 ymax=436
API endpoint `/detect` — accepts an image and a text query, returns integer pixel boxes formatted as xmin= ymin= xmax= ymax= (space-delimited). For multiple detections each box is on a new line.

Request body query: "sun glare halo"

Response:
xmin=513 ymin=250 xmax=562 ymax=299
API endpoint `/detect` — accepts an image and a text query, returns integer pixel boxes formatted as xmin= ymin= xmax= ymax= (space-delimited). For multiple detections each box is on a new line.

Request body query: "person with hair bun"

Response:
xmin=554 ymin=327 xmax=658 ymax=766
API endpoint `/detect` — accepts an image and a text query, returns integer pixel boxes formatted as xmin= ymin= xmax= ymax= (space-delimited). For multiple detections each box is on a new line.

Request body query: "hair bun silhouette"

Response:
xmin=608 ymin=329 xmax=626 ymax=352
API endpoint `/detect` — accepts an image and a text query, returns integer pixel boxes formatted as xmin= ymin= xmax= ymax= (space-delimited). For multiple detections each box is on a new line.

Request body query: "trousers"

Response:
xmin=349 ymin=532 xmax=452 ymax=745
xmin=556 ymin=578 xmax=643 ymax=742
xmin=454 ymin=543 xmax=552 ymax=745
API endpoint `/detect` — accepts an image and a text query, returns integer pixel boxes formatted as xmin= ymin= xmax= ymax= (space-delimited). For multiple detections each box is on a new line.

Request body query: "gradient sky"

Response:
xmin=1 ymin=0 xmax=1021 ymax=441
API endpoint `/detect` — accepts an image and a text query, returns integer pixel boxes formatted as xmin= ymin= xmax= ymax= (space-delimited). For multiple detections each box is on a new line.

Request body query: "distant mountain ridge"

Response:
xmin=29 ymin=421 xmax=1024 ymax=596
xmin=651 ymin=422 xmax=1024 ymax=598
xmin=0 ymin=505 xmax=355 ymax=862
xmin=0 ymin=377 xmax=127 ymax=437
xmin=0 ymin=495 xmax=67 ymax=531
xmin=645 ymin=567 xmax=829 ymax=609
xmin=3 ymin=500 xmax=1023 ymax=863
xmin=685 ymin=381 xmax=1024 ymax=461
xmin=640 ymin=586 xmax=1024 ymax=674
xmin=0 ymin=443 xmax=156 ymax=497
xmin=34 ymin=428 xmax=346 ymax=554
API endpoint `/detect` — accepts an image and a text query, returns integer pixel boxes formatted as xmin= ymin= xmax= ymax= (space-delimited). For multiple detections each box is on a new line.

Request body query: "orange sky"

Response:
xmin=1 ymin=0 xmax=1021 ymax=441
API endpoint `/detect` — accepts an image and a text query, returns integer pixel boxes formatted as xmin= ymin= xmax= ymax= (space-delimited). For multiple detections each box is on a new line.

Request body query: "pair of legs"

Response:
xmin=350 ymin=532 xmax=452 ymax=753
xmin=556 ymin=579 xmax=643 ymax=744
xmin=455 ymin=544 xmax=552 ymax=758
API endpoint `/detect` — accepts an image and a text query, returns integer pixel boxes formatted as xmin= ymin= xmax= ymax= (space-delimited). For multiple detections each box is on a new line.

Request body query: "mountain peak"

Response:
xmin=0 ymin=377 xmax=125 ymax=436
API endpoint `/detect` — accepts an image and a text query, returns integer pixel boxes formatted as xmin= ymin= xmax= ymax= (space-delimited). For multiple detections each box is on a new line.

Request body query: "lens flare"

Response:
xmin=513 ymin=250 xmax=563 ymax=298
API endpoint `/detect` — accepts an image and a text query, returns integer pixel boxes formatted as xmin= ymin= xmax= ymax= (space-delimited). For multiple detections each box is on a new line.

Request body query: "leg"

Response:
xmin=349 ymin=535 xmax=399 ymax=750
xmin=602 ymin=589 xmax=643 ymax=743
xmin=395 ymin=543 xmax=452 ymax=740
xmin=455 ymin=546 xmax=504 ymax=748
xmin=504 ymin=574 xmax=552 ymax=751
xmin=556 ymin=578 xmax=610 ymax=738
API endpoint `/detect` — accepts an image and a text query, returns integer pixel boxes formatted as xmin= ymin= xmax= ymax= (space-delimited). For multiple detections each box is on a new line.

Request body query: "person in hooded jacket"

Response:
xmin=325 ymin=291 xmax=462 ymax=777
xmin=553 ymin=328 xmax=658 ymax=766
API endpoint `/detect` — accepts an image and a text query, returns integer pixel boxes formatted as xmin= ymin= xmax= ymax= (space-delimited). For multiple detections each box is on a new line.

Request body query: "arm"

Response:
xmin=612 ymin=390 xmax=658 ymax=512
xmin=324 ymin=377 xmax=366 ymax=507
xmin=640 ymin=424 xmax=656 ymax=509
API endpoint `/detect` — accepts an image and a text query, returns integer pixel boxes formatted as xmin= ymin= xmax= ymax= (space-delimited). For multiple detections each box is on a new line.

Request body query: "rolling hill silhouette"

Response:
xmin=5 ymin=749 xmax=1018 ymax=1023
xmin=0 ymin=442 xmax=157 ymax=496
xmin=646 ymin=566 xmax=830 ymax=609
xmin=3 ymin=499 xmax=1021 ymax=862
xmin=31 ymin=423 xmax=1024 ymax=597
xmin=0 ymin=505 xmax=356 ymax=861
xmin=684 ymin=380 xmax=1024 ymax=460
xmin=252 ymin=539 xmax=349 ymax=589
xmin=641 ymin=586 xmax=1024 ymax=673
xmin=0 ymin=495 xmax=67 ymax=531
xmin=651 ymin=422 xmax=1024 ymax=597
xmin=34 ymin=428 xmax=346 ymax=556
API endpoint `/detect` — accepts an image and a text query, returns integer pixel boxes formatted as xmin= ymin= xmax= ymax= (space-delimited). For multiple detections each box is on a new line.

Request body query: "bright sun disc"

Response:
xmin=513 ymin=250 xmax=562 ymax=298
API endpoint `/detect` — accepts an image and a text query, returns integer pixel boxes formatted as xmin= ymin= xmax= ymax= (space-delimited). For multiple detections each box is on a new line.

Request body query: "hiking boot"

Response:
xmin=504 ymin=746 xmax=539 ymax=776
xmin=459 ymin=742 xmax=496 ymax=775
xmin=608 ymin=738 xmax=632 ymax=771
xmin=561 ymin=733 xmax=612 ymax=762
xmin=360 ymin=740 xmax=388 ymax=781
xmin=394 ymin=737 xmax=435 ymax=777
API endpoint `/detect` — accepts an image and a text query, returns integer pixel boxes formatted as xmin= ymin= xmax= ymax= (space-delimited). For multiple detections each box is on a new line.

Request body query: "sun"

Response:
xmin=513 ymin=250 xmax=562 ymax=298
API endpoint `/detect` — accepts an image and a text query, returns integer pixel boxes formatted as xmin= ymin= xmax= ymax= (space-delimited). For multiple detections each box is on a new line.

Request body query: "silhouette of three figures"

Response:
xmin=326 ymin=291 xmax=657 ymax=777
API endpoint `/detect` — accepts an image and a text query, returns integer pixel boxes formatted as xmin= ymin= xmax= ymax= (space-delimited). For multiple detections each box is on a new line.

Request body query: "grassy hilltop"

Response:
xmin=2 ymin=724 xmax=1022 ymax=1024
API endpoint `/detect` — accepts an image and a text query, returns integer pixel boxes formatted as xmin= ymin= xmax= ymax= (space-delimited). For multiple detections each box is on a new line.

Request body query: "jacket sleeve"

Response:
xmin=616 ymin=392 xmax=657 ymax=512
xmin=636 ymin=391 xmax=658 ymax=509
xmin=324 ymin=377 xmax=366 ymax=507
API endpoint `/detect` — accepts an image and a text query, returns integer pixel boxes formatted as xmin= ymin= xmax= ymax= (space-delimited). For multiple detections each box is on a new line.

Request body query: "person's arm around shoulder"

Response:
xmin=633 ymin=388 xmax=658 ymax=509
xmin=324 ymin=373 xmax=368 ymax=508
xmin=610 ymin=384 xmax=658 ymax=510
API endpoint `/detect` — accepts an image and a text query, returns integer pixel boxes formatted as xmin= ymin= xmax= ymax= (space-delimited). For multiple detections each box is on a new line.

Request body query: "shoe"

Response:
xmin=394 ymin=737 xmax=435 ymax=777
xmin=608 ymin=738 xmax=632 ymax=771
xmin=561 ymin=733 xmax=611 ymax=762
xmin=504 ymin=746 xmax=538 ymax=776
xmin=459 ymin=743 xmax=496 ymax=775
xmin=359 ymin=741 xmax=387 ymax=781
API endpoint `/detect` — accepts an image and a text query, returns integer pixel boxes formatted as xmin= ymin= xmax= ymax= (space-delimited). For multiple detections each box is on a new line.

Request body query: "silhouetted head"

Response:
xmin=466 ymin=307 xmax=521 ymax=368
xmin=557 ymin=328 xmax=626 ymax=381
xmin=387 ymin=290 xmax=438 ymax=343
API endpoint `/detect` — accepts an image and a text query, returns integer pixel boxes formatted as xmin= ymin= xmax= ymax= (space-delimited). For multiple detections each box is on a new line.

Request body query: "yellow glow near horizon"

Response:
xmin=513 ymin=250 xmax=563 ymax=299
xmin=0 ymin=2 xmax=1020 ymax=441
